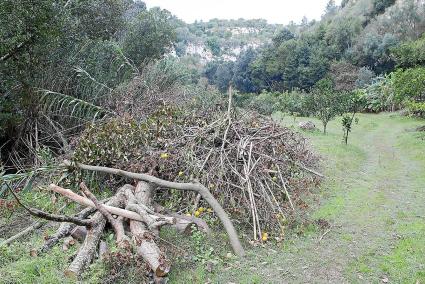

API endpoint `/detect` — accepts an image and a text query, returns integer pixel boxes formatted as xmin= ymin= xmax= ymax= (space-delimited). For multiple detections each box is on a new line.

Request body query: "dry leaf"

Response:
xmin=30 ymin=248 xmax=37 ymax=257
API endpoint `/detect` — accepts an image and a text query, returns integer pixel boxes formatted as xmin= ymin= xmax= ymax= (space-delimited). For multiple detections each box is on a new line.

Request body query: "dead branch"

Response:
xmin=50 ymin=184 xmax=147 ymax=222
xmin=6 ymin=183 xmax=92 ymax=227
xmin=0 ymin=221 xmax=45 ymax=247
xmin=39 ymin=206 xmax=95 ymax=253
xmin=154 ymin=203 xmax=211 ymax=234
xmin=65 ymin=213 xmax=106 ymax=279
xmin=64 ymin=186 xmax=127 ymax=279
xmin=80 ymin=182 xmax=129 ymax=246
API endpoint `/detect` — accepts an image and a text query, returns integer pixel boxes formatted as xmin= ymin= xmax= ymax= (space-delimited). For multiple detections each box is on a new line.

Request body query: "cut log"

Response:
xmin=154 ymin=204 xmax=211 ymax=234
xmin=171 ymin=218 xmax=196 ymax=235
xmin=62 ymin=236 xmax=76 ymax=251
xmin=130 ymin=219 xmax=170 ymax=277
xmin=65 ymin=213 xmax=106 ymax=279
xmin=129 ymin=181 xmax=171 ymax=277
xmin=71 ymin=226 xmax=87 ymax=242
xmin=98 ymin=241 xmax=109 ymax=260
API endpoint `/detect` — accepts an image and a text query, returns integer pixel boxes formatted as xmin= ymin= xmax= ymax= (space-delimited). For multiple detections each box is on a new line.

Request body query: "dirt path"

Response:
xmin=213 ymin=113 xmax=425 ymax=283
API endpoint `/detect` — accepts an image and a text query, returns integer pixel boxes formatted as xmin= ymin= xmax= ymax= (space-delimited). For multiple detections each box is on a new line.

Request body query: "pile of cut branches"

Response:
xmin=73 ymin=105 xmax=321 ymax=240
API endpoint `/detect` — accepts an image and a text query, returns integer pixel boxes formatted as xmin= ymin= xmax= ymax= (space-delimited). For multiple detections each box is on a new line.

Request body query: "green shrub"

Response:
xmin=364 ymin=76 xmax=395 ymax=112
xmin=248 ymin=91 xmax=280 ymax=115
xmin=73 ymin=106 xmax=182 ymax=167
xmin=279 ymin=90 xmax=308 ymax=117
xmin=405 ymin=100 xmax=425 ymax=117
xmin=391 ymin=67 xmax=425 ymax=104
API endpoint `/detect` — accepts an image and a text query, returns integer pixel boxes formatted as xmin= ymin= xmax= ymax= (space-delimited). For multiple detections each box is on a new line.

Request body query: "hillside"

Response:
xmin=172 ymin=19 xmax=282 ymax=63
xmin=201 ymin=0 xmax=425 ymax=93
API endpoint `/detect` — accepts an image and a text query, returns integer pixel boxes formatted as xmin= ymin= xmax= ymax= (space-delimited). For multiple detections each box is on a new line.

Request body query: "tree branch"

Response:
xmin=5 ymin=183 xmax=92 ymax=227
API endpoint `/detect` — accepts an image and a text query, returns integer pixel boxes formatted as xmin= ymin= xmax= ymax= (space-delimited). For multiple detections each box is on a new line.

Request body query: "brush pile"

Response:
xmin=73 ymin=106 xmax=321 ymax=240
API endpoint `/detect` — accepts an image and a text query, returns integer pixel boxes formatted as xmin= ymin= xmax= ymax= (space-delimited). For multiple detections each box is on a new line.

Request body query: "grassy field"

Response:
xmin=1 ymin=113 xmax=424 ymax=283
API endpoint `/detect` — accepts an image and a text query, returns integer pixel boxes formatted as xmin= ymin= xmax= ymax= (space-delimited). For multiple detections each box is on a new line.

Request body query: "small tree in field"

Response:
xmin=280 ymin=90 xmax=305 ymax=123
xmin=341 ymin=90 xmax=366 ymax=144
xmin=308 ymin=78 xmax=342 ymax=134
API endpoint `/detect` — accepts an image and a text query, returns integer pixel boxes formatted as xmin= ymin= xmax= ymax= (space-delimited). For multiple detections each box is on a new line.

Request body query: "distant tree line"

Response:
xmin=203 ymin=0 xmax=425 ymax=95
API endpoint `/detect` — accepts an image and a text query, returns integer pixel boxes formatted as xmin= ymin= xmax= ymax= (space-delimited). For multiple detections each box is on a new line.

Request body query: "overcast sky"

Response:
xmin=143 ymin=0 xmax=342 ymax=24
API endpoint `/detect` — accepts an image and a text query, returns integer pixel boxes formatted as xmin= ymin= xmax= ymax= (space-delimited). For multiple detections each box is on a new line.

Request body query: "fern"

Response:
xmin=38 ymin=89 xmax=114 ymax=119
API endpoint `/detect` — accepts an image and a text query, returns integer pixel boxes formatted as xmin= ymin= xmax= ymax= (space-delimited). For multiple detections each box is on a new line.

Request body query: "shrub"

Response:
xmin=364 ymin=76 xmax=395 ymax=112
xmin=73 ymin=106 xmax=182 ymax=167
xmin=405 ymin=100 xmax=425 ymax=117
xmin=391 ymin=67 xmax=425 ymax=104
xmin=248 ymin=91 xmax=280 ymax=115
xmin=279 ymin=90 xmax=308 ymax=118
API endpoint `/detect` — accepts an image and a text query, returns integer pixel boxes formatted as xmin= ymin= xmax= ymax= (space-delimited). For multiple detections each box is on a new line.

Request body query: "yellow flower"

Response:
xmin=194 ymin=210 xmax=201 ymax=217
xmin=160 ymin=153 xmax=169 ymax=159
xmin=198 ymin=207 xmax=205 ymax=213
xmin=272 ymin=176 xmax=277 ymax=182
xmin=262 ymin=232 xmax=268 ymax=242
xmin=178 ymin=171 xmax=184 ymax=176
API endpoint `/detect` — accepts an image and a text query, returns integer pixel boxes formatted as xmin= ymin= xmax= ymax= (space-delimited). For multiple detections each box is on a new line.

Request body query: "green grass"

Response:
xmin=0 ymin=234 xmax=77 ymax=284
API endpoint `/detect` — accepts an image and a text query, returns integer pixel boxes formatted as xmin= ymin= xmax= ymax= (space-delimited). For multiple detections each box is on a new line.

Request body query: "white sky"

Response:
xmin=143 ymin=0 xmax=342 ymax=24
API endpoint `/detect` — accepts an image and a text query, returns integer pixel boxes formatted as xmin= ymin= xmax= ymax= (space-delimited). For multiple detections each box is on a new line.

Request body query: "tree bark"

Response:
xmin=129 ymin=182 xmax=171 ymax=277
xmin=39 ymin=206 xmax=95 ymax=253
xmin=65 ymin=214 xmax=106 ymax=279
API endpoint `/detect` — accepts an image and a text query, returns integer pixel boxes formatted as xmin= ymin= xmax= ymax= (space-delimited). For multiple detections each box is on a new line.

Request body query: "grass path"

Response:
xmin=209 ymin=113 xmax=425 ymax=284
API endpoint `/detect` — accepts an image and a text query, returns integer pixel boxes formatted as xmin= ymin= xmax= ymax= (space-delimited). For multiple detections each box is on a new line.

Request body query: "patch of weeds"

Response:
xmin=358 ymin=261 xmax=373 ymax=274
xmin=314 ymin=194 xmax=345 ymax=220
xmin=347 ymin=250 xmax=377 ymax=280
xmin=293 ymin=221 xmax=319 ymax=237
xmin=0 ymin=242 xmax=76 ymax=283
xmin=191 ymin=225 xmax=220 ymax=264
xmin=341 ymin=233 xmax=354 ymax=242
xmin=384 ymin=216 xmax=396 ymax=226
xmin=380 ymin=237 xmax=425 ymax=283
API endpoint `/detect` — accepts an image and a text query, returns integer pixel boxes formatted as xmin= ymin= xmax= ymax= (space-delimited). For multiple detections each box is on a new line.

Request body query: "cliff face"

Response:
xmin=174 ymin=19 xmax=281 ymax=63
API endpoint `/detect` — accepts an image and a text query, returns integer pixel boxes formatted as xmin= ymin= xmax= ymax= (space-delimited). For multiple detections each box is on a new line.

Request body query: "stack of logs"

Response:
xmin=29 ymin=162 xmax=244 ymax=281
